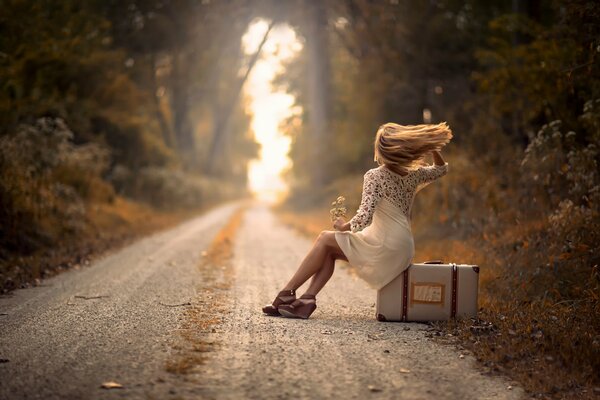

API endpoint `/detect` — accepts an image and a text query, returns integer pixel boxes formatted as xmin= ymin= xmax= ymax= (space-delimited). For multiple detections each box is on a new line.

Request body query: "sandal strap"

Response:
xmin=278 ymin=289 xmax=295 ymax=297
xmin=288 ymin=295 xmax=316 ymax=308
xmin=271 ymin=289 xmax=296 ymax=307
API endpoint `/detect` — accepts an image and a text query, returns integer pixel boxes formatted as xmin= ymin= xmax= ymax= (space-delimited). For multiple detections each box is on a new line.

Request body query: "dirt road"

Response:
xmin=0 ymin=202 xmax=524 ymax=399
xmin=0 ymin=203 xmax=239 ymax=400
xmin=194 ymin=204 xmax=524 ymax=400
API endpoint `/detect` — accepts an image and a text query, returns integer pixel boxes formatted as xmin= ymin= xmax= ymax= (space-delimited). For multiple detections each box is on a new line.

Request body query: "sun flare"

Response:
xmin=242 ymin=19 xmax=302 ymax=203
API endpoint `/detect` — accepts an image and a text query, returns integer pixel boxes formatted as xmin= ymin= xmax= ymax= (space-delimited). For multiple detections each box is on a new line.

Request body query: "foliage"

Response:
xmin=0 ymin=1 xmax=260 ymax=291
xmin=111 ymin=166 xmax=243 ymax=210
xmin=0 ymin=118 xmax=111 ymax=254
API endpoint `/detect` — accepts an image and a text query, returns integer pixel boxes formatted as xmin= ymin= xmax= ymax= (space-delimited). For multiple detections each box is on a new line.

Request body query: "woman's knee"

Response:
xmin=316 ymin=230 xmax=327 ymax=242
xmin=317 ymin=230 xmax=338 ymax=249
xmin=316 ymin=230 xmax=330 ymax=242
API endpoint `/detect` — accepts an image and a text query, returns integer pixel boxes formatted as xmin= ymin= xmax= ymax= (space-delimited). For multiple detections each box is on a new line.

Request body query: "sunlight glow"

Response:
xmin=242 ymin=19 xmax=302 ymax=203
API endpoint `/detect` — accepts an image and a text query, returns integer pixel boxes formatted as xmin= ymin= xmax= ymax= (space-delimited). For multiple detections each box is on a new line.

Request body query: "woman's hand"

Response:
xmin=333 ymin=217 xmax=350 ymax=231
xmin=432 ymin=150 xmax=446 ymax=166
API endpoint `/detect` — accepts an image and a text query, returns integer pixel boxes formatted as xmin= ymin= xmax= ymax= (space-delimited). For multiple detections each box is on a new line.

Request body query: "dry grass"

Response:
xmin=164 ymin=206 xmax=245 ymax=375
xmin=276 ymin=207 xmax=600 ymax=400
xmin=0 ymin=196 xmax=200 ymax=293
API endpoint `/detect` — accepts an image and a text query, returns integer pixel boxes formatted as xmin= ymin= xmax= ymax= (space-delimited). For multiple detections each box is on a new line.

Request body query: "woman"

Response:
xmin=263 ymin=122 xmax=453 ymax=319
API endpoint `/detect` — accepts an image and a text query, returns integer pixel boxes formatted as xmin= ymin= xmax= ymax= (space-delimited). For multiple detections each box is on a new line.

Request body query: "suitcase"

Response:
xmin=376 ymin=260 xmax=479 ymax=322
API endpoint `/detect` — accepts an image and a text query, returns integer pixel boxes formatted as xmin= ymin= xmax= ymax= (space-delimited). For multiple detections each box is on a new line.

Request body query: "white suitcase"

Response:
xmin=376 ymin=261 xmax=479 ymax=322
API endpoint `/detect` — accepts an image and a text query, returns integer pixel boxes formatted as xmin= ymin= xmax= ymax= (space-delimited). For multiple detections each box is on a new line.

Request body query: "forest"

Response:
xmin=1 ymin=0 xmax=598 ymax=398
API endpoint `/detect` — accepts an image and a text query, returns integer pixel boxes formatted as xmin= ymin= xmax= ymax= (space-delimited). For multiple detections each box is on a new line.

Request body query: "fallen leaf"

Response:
xmin=74 ymin=295 xmax=109 ymax=300
xmin=101 ymin=381 xmax=123 ymax=389
xmin=367 ymin=385 xmax=382 ymax=392
xmin=158 ymin=301 xmax=191 ymax=307
xmin=558 ymin=252 xmax=571 ymax=260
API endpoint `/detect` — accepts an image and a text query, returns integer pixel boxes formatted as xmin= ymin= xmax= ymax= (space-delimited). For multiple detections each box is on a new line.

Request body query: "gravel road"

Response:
xmin=0 ymin=202 xmax=239 ymax=400
xmin=1 ymin=202 xmax=524 ymax=400
xmin=195 ymin=204 xmax=524 ymax=400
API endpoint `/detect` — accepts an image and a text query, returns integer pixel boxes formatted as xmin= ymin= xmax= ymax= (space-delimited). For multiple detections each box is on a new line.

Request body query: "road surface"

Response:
xmin=0 ymin=202 xmax=524 ymax=399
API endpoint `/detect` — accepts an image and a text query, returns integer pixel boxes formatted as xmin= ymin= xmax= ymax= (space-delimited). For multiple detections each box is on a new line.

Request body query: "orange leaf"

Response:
xmin=558 ymin=252 xmax=571 ymax=260
xmin=101 ymin=382 xmax=123 ymax=389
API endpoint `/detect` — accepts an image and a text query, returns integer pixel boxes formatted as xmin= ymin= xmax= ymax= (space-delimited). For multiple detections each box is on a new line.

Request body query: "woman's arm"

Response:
xmin=345 ymin=169 xmax=382 ymax=232
xmin=415 ymin=151 xmax=449 ymax=189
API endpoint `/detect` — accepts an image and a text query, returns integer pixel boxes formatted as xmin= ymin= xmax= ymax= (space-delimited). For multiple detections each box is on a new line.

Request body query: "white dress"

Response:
xmin=335 ymin=163 xmax=449 ymax=289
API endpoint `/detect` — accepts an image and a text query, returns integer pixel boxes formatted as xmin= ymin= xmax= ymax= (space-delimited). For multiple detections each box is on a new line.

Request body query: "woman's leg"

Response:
xmin=304 ymin=251 xmax=335 ymax=296
xmin=282 ymin=231 xmax=347 ymax=292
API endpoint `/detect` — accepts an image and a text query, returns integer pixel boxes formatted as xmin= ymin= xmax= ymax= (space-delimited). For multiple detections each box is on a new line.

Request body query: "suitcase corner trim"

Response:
xmin=376 ymin=313 xmax=388 ymax=322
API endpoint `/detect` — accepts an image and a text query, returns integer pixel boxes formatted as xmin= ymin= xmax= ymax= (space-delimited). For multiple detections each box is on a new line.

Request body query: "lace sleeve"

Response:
xmin=349 ymin=169 xmax=382 ymax=232
xmin=415 ymin=162 xmax=449 ymax=191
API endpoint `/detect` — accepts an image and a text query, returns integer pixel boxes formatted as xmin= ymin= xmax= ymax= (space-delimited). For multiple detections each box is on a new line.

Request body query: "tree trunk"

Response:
xmin=149 ymin=53 xmax=174 ymax=148
xmin=204 ymin=21 xmax=275 ymax=174
xmin=305 ymin=0 xmax=331 ymax=186
xmin=171 ymin=49 xmax=194 ymax=161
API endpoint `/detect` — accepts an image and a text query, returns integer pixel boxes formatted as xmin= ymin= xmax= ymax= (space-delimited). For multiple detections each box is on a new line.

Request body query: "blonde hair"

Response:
xmin=374 ymin=122 xmax=453 ymax=174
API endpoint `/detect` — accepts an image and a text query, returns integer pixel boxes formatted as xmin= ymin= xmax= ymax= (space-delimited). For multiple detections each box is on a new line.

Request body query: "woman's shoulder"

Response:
xmin=377 ymin=164 xmax=411 ymax=178
xmin=364 ymin=166 xmax=385 ymax=178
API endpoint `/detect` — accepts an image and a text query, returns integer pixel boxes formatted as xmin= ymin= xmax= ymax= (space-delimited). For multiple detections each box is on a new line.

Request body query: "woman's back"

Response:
xmin=349 ymin=163 xmax=449 ymax=232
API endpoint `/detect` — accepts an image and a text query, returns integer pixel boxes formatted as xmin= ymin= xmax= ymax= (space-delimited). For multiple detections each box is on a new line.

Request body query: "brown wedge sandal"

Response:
xmin=278 ymin=294 xmax=317 ymax=319
xmin=262 ymin=289 xmax=296 ymax=316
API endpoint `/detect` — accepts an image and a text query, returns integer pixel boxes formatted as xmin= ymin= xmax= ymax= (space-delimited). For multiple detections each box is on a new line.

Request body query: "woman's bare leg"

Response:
xmin=304 ymin=252 xmax=335 ymax=296
xmin=282 ymin=231 xmax=346 ymax=292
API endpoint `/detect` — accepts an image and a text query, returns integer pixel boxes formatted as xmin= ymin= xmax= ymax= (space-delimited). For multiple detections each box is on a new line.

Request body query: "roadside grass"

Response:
xmin=275 ymin=206 xmax=600 ymax=400
xmin=0 ymin=196 xmax=200 ymax=294
xmin=165 ymin=205 xmax=245 ymax=375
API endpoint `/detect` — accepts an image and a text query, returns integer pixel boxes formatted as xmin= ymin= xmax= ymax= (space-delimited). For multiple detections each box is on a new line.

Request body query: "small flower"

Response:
xmin=330 ymin=195 xmax=348 ymax=221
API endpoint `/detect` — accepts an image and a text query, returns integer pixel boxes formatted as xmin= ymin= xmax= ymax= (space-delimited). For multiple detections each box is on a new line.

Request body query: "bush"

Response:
xmin=110 ymin=165 xmax=243 ymax=210
xmin=0 ymin=117 xmax=112 ymax=254
xmin=519 ymin=100 xmax=600 ymax=277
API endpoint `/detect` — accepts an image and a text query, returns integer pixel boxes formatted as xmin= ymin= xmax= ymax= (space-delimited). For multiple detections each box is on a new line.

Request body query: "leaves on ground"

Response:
xmin=100 ymin=381 xmax=123 ymax=389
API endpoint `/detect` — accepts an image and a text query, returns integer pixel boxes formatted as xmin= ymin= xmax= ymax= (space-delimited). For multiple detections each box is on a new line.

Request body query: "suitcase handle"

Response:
xmin=423 ymin=260 xmax=444 ymax=264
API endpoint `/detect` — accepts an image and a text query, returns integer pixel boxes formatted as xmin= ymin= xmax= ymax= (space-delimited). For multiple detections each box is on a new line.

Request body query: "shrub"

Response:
xmin=0 ymin=117 xmax=112 ymax=254
xmin=520 ymin=100 xmax=600 ymax=274
xmin=110 ymin=165 xmax=243 ymax=210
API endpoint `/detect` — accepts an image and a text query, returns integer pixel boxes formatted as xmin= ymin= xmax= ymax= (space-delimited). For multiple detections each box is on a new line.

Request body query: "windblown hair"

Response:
xmin=374 ymin=122 xmax=453 ymax=174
